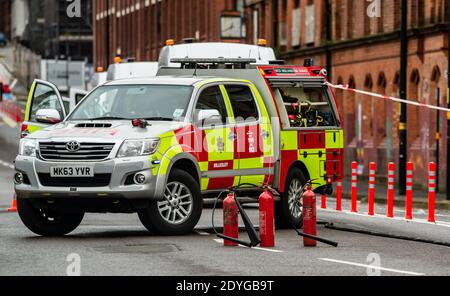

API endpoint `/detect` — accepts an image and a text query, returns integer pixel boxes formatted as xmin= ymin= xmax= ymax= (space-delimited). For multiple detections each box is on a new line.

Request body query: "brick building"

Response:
xmin=245 ymin=0 xmax=449 ymax=188
xmin=93 ymin=0 xmax=449 ymax=188
xmin=93 ymin=0 xmax=247 ymax=67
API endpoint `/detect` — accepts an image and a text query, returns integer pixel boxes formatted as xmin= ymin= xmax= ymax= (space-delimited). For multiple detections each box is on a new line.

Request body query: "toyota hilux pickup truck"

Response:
xmin=15 ymin=59 xmax=343 ymax=236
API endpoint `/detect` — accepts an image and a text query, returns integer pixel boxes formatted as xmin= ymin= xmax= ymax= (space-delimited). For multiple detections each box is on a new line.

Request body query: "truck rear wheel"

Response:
xmin=138 ymin=169 xmax=203 ymax=235
xmin=17 ymin=197 xmax=84 ymax=236
xmin=275 ymin=167 xmax=305 ymax=229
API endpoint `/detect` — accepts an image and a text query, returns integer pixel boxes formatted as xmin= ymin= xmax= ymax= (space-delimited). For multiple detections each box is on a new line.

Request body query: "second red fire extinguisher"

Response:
xmin=302 ymin=183 xmax=317 ymax=247
xmin=259 ymin=188 xmax=275 ymax=247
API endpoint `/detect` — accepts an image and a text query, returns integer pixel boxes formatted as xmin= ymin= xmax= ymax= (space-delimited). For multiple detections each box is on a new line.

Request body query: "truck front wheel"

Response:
xmin=17 ymin=197 xmax=84 ymax=236
xmin=275 ymin=167 xmax=305 ymax=229
xmin=138 ymin=169 xmax=203 ymax=235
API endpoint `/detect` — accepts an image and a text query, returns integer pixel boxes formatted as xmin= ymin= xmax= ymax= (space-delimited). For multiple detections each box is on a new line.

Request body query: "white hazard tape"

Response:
xmin=326 ymin=82 xmax=450 ymax=113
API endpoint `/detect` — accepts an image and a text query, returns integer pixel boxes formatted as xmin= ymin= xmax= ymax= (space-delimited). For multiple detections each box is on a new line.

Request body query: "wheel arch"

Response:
xmin=282 ymin=160 xmax=311 ymax=191
xmin=155 ymin=153 xmax=201 ymax=197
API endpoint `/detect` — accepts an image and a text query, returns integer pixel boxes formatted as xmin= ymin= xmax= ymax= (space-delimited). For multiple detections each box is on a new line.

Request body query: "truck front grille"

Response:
xmin=39 ymin=142 xmax=115 ymax=161
xmin=38 ymin=174 xmax=111 ymax=187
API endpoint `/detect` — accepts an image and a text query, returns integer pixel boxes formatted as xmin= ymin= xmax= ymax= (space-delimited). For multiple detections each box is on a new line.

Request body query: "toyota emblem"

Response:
xmin=66 ymin=141 xmax=81 ymax=152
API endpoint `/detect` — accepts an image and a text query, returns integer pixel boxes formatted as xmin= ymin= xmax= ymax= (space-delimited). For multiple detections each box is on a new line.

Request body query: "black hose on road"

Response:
xmin=324 ymin=222 xmax=450 ymax=248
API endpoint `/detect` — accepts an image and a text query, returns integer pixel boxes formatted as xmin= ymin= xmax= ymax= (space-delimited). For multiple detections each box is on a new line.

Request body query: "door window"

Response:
xmin=194 ymin=85 xmax=229 ymax=126
xmin=29 ymin=83 xmax=64 ymax=122
xmin=224 ymin=85 xmax=259 ymax=122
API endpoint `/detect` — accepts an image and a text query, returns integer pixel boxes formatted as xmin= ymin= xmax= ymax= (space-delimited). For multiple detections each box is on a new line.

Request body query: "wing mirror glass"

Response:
xmin=35 ymin=109 xmax=62 ymax=124
xmin=196 ymin=109 xmax=223 ymax=127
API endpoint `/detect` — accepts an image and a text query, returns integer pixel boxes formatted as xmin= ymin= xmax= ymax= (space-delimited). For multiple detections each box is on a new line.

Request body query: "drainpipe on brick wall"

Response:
xmin=446 ymin=2 xmax=450 ymax=200
xmin=398 ymin=0 xmax=408 ymax=196
xmin=325 ymin=0 xmax=332 ymax=82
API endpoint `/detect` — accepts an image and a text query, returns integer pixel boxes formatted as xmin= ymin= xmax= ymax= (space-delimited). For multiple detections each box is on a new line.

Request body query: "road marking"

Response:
xmin=0 ymin=160 xmax=14 ymax=170
xmin=213 ymin=238 xmax=284 ymax=253
xmin=318 ymin=258 xmax=425 ymax=276
xmin=319 ymin=208 xmax=450 ymax=228
xmin=195 ymin=230 xmax=211 ymax=236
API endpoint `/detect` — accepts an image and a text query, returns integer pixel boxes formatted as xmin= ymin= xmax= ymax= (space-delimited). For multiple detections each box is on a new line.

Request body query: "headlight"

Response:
xmin=117 ymin=139 xmax=160 ymax=158
xmin=19 ymin=139 xmax=37 ymax=157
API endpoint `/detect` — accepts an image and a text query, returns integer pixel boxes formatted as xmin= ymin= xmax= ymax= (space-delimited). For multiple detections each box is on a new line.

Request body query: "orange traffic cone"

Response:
xmin=7 ymin=195 xmax=17 ymax=212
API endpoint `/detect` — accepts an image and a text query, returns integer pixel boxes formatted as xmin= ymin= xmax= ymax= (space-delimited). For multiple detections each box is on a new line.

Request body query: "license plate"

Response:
xmin=50 ymin=166 xmax=94 ymax=177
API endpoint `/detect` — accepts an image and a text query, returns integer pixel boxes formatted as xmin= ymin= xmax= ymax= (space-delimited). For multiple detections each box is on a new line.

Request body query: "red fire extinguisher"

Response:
xmin=259 ymin=188 xmax=275 ymax=247
xmin=223 ymin=191 xmax=239 ymax=246
xmin=302 ymin=183 xmax=317 ymax=247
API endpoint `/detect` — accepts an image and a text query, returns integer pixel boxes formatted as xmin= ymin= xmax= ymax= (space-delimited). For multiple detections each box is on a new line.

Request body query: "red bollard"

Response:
xmin=386 ymin=162 xmax=395 ymax=218
xmin=351 ymin=161 xmax=358 ymax=213
xmin=303 ymin=184 xmax=317 ymax=247
xmin=336 ymin=180 xmax=342 ymax=211
xmin=321 ymin=194 xmax=327 ymax=209
xmin=259 ymin=188 xmax=275 ymax=247
xmin=405 ymin=162 xmax=413 ymax=220
xmin=368 ymin=162 xmax=376 ymax=216
xmin=428 ymin=162 xmax=436 ymax=223
xmin=223 ymin=192 xmax=239 ymax=246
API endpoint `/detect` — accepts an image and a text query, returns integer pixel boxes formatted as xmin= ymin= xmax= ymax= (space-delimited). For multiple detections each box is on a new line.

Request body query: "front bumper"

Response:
xmin=14 ymin=155 xmax=163 ymax=200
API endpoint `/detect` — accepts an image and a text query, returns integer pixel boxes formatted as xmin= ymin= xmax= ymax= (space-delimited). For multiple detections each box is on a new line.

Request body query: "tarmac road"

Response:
xmin=1 ymin=206 xmax=450 ymax=276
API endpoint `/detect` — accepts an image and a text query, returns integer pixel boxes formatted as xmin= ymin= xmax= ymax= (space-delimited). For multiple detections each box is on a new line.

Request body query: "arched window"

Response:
xmin=408 ymin=69 xmax=421 ymax=145
xmin=429 ymin=66 xmax=442 ymax=151
xmin=363 ymin=74 xmax=374 ymax=139
xmin=345 ymin=76 xmax=357 ymax=145
xmin=335 ymin=76 xmax=344 ymax=113
xmin=375 ymin=73 xmax=387 ymax=144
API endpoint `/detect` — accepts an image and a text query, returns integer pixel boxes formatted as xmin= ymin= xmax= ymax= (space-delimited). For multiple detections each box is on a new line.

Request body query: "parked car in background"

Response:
xmin=0 ymin=32 xmax=7 ymax=47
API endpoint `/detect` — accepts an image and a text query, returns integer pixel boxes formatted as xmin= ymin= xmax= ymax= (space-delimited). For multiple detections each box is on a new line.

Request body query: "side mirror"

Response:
xmin=196 ymin=109 xmax=223 ymax=126
xmin=36 ymin=109 xmax=62 ymax=124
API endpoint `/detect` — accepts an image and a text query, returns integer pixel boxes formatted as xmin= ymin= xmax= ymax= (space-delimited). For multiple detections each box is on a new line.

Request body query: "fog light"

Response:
xmin=134 ymin=173 xmax=146 ymax=185
xmin=14 ymin=172 xmax=24 ymax=184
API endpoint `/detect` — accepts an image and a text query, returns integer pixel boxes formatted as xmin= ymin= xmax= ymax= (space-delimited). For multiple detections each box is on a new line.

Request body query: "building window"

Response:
xmin=347 ymin=0 xmax=354 ymax=38
xmin=378 ymin=0 xmax=385 ymax=33
xmin=334 ymin=0 xmax=342 ymax=40
xmin=291 ymin=0 xmax=301 ymax=47
xmin=280 ymin=0 xmax=288 ymax=46
xmin=305 ymin=1 xmax=315 ymax=45
xmin=429 ymin=0 xmax=437 ymax=24
xmin=253 ymin=9 xmax=259 ymax=44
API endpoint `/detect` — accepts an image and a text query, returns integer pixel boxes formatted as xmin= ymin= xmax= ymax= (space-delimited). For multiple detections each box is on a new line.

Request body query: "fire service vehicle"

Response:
xmin=14 ymin=43 xmax=343 ymax=236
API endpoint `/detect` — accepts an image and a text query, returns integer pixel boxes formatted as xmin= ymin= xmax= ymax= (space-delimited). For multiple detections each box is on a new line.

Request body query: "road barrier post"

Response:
xmin=336 ymin=180 xmax=342 ymax=211
xmin=321 ymin=194 xmax=327 ymax=209
xmin=387 ymin=162 xmax=395 ymax=218
xmin=368 ymin=162 xmax=376 ymax=215
xmin=405 ymin=162 xmax=414 ymax=220
xmin=428 ymin=162 xmax=436 ymax=223
xmin=351 ymin=161 xmax=358 ymax=212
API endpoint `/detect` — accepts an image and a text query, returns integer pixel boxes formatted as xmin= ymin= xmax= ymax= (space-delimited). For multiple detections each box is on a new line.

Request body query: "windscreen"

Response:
xmin=69 ymin=85 xmax=193 ymax=121
xmin=276 ymin=85 xmax=337 ymax=128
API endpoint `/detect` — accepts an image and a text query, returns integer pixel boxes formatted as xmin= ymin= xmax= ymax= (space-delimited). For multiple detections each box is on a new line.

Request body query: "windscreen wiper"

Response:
xmin=90 ymin=116 xmax=129 ymax=121
xmin=143 ymin=117 xmax=175 ymax=121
